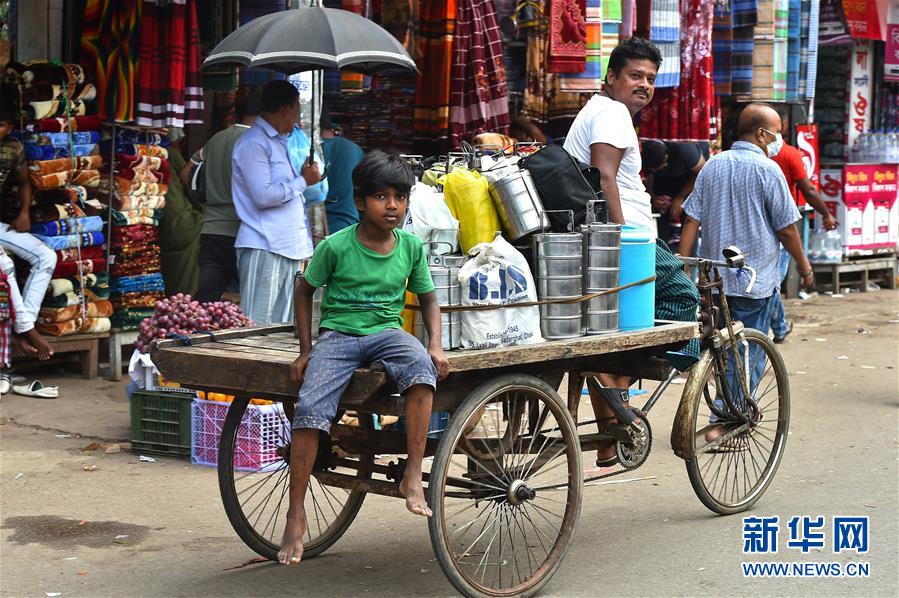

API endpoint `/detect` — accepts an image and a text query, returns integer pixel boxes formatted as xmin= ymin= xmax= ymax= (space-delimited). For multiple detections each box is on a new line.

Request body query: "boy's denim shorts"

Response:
xmin=293 ymin=328 xmax=437 ymax=432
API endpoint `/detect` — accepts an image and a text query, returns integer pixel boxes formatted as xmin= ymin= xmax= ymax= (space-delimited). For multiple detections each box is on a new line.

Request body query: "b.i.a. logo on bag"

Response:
xmin=468 ymin=266 xmax=529 ymax=301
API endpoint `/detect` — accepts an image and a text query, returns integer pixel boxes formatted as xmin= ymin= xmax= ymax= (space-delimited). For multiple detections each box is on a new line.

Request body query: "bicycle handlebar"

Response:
xmin=677 ymin=245 xmax=757 ymax=293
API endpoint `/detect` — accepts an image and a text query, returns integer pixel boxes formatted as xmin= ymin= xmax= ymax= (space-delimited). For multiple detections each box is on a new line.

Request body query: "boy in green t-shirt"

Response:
xmin=279 ymin=150 xmax=449 ymax=566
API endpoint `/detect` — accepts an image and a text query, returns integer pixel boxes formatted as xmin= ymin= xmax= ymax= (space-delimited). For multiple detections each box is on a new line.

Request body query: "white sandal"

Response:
xmin=12 ymin=380 xmax=60 ymax=399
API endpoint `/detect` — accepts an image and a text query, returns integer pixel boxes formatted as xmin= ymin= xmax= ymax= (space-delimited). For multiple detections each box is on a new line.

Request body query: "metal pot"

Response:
xmin=414 ymin=249 xmax=465 ymax=350
xmin=490 ymin=168 xmax=546 ymax=240
xmin=532 ymin=227 xmax=584 ymax=340
xmin=581 ymin=217 xmax=621 ymax=335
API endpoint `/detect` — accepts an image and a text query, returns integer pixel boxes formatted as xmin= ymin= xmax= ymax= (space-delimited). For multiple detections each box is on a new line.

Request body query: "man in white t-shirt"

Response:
xmin=564 ymin=38 xmax=700 ymax=467
xmin=564 ymin=37 xmax=658 ymax=235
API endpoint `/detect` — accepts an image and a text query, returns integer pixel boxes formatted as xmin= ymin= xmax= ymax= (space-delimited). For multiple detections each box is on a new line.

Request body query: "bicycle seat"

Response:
xmin=722 ymin=246 xmax=746 ymax=269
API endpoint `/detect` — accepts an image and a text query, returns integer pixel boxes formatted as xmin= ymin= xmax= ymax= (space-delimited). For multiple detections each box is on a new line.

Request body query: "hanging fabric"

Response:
xmin=620 ymin=0 xmax=638 ymax=39
xmin=560 ymin=0 xmax=602 ymax=92
xmin=649 ymin=0 xmax=681 ymax=88
xmin=381 ymin=0 xmax=421 ymax=60
xmin=413 ymin=0 xmax=455 ymax=149
xmin=546 ymin=0 xmax=587 ymax=73
xmin=817 ymin=0 xmax=851 ymax=45
xmin=135 ymin=0 xmax=204 ymax=127
xmin=448 ymin=0 xmax=510 ymax=146
xmin=600 ymin=0 xmax=623 ymax=80
xmin=340 ymin=0 xmax=369 ymax=93
xmin=730 ymin=0 xmax=758 ymax=97
xmin=79 ymin=0 xmax=141 ymax=122
xmin=803 ymin=0 xmax=820 ymax=99
xmin=712 ymin=0 xmax=734 ymax=95
xmin=638 ymin=0 xmax=714 ymax=142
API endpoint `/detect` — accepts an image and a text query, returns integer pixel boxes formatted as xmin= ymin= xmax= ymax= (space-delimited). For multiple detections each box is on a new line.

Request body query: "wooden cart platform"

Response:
xmin=151 ymin=321 xmax=698 ymax=412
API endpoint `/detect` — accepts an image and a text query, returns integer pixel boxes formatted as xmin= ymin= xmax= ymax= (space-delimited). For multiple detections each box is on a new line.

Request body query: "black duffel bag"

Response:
xmin=519 ymin=144 xmax=606 ymax=231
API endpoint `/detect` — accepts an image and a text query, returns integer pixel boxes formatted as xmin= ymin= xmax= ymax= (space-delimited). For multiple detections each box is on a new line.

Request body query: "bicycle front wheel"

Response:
xmin=685 ymin=328 xmax=790 ymax=514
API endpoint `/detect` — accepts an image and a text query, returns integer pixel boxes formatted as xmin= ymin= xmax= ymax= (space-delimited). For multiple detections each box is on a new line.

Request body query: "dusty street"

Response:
xmin=1 ymin=291 xmax=897 ymax=598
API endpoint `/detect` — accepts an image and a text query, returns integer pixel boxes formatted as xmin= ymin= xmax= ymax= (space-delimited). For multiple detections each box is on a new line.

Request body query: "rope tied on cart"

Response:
xmin=403 ymin=275 xmax=656 ymax=312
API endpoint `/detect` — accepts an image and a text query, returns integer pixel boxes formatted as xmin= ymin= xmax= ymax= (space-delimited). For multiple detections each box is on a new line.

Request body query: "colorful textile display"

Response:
xmin=712 ymin=1 xmax=734 ymax=95
xmin=803 ymin=0 xmax=820 ymax=99
xmin=31 ymin=215 xmax=104 ymax=237
xmin=25 ymin=115 xmax=104 ymax=133
xmin=110 ymin=307 xmax=154 ymax=329
xmin=547 ymin=0 xmax=587 ymax=73
xmin=560 ymin=0 xmax=602 ymax=92
xmin=638 ymin=0 xmax=715 ymax=141
xmin=47 ymin=272 xmax=106 ymax=297
xmin=24 ymin=143 xmax=97 ymax=161
xmin=52 ymin=258 xmax=108 ymax=279
xmin=35 ymin=231 xmax=105 ymax=251
xmin=79 ymin=0 xmax=141 ymax=121
xmin=110 ymin=272 xmax=165 ymax=295
xmin=38 ymin=300 xmax=113 ymax=323
xmin=135 ymin=0 xmax=204 ymax=127
xmin=413 ymin=0 xmax=456 ymax=149
xmin=381 ymin=0 xmax=421 ymax=60
xmin=28 ymin=155 xmax=103 ymax=175
xmin=449 ymin=0 xmax=510 ymax=146
xmin=56 ymin=245 xmax=106 ymax=264
xmin=650 ymin=0 xmax=681 ymax=88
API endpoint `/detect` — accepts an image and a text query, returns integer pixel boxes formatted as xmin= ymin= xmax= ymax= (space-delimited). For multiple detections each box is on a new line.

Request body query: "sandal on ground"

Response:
xmin=12 ymin=380 xmax=60 ymax=399
xmin=595 ymin=454 xmax=620 ymax=467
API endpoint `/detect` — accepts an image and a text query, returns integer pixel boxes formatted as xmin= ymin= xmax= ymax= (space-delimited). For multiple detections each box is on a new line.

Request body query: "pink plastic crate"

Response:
xmin=191 ymin=399 xmax=289 ymax=471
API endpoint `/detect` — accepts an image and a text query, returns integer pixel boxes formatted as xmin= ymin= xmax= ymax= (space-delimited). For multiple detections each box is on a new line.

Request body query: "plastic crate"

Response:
xmin=130 ymin=390 xmax=195 ymax=459
xmin=191 ymin=399 xmax=288 ymax=471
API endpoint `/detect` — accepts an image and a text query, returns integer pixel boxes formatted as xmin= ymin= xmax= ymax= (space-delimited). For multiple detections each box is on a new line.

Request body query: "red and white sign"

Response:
xmin=847 ymin=39 xmax=874 ymax=155
xmin=795 ymin=124 xmax=820 ymax=199
xmin=841 ymin=0 xmax=886 ymax=40
xmin=842 ymin=164 xmax=899 ymax=250
xmin=887 ymin=2 xmax=899 ymax=81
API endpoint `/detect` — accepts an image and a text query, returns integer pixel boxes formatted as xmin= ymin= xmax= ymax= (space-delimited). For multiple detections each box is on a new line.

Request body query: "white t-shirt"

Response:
xmin=563 ymin=94 xmax=655 ymax=238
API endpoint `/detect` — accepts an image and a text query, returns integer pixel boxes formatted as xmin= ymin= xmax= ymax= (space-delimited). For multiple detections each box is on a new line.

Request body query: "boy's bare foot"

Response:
xmin=15 ymin=335 xmax=39 ymax=357
xmin=399 ymin=475 xmax=432 ymax=517
xmin=23 ymin=329 xmax=54 ymax=361
xmin=278 ymin=510 xmax=307 ymax=565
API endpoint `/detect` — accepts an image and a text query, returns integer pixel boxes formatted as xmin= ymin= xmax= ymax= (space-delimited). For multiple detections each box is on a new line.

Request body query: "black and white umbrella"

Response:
xmin=203 ymin=6 xmax=418 ymax=75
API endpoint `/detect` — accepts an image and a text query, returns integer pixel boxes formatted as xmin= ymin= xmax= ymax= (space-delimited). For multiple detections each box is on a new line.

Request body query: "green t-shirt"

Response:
xmin=304 ymin=224 xmax=435 ymax=336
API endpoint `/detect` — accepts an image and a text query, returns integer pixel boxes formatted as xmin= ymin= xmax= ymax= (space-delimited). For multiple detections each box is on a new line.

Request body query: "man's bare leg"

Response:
xmin=588 ymin=374 xmax=630 ymax=464
xmin=278 ymin=428 xmax=319 ymax=565
xmin=399 ymin=384 xmax=433 ymax=517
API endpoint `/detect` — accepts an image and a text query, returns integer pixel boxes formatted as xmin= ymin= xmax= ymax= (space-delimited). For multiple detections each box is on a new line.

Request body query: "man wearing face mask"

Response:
xmin=679 ymin=103 xmax=815 ymax=335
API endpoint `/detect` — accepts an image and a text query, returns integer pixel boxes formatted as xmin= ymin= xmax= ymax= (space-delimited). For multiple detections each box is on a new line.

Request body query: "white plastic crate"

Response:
xmin=191 ymin=399 xmax=288 ymax=471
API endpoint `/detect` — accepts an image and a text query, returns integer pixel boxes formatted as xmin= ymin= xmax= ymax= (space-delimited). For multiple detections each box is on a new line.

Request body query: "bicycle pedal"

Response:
xmin=606 ymin=424 xmax=633 ymax=443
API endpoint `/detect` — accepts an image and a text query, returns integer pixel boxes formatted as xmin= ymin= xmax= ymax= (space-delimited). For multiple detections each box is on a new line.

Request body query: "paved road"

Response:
xmin=1 ymin=291 xmax=897 ymax=597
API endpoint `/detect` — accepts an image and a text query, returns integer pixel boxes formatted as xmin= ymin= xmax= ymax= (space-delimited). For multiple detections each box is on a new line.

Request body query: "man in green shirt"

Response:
xmin=195 ymin=88 xmax=260 ymax=301
xmin=278 ymin=151 xmax=450 ymax=566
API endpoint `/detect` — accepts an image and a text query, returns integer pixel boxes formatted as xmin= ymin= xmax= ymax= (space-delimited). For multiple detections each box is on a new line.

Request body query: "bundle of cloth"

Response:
xmin=44 ymin=271 xmax=110 ymax=307
xmin=107 ymin=130 xmax=170 ymax=330
xmin=32 ymin=215 xmax=105 ymax=251
xmin=3 ymin=61 xmax=99 ymax=121
xmin=36 ymin=298 xmax=112 ymax=336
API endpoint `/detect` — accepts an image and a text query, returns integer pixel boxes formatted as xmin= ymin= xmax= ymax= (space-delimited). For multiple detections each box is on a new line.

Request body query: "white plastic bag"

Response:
xmin=458 ymin=235 xmax=545 ymax=349
xmin=408 ymin=183 xmax=459 ymax=254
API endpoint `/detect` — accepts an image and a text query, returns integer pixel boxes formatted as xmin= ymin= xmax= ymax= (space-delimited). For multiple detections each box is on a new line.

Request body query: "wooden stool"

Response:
xmin=106 ymin=329 xmax=139 ymax=381
xmin=12 ymin=332 xmax=108 ymax=379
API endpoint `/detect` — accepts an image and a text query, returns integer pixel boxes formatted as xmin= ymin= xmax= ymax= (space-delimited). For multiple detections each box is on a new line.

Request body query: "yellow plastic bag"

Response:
xmin=440 ymin=168 xmax=501 ymax=253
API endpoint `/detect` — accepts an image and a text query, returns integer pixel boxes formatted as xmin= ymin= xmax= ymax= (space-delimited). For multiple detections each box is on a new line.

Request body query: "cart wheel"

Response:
xmin=218 ymin=396 xmax=371 ymax=560
xmin=428 ymin=374 xmax=582 ymax=598
xmin=685 ymin=329 xmax=790 ymax=514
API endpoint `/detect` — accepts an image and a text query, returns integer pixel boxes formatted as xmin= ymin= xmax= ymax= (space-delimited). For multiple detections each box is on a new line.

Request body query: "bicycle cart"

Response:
xmin=151 ymin=255 xmax=790 ymax=597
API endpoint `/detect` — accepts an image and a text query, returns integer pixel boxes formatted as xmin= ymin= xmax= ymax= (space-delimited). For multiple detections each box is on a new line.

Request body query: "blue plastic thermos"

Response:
xmin=618 ymin=225 xmax=656 ymax=330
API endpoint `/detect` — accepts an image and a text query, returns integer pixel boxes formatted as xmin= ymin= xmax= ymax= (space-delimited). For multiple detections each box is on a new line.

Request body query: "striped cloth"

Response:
xmin=603 ymin=0 xmax=623 ymax=21
xmin=600 ymin=22 xmax=622 ymax=81
xmin=654 ymin=239 xmax=700 ymax=372
xmin=560 ymin=0 xmax=603 ymax=93
xmin=135 ymin=0 xmax=204 ymax=127
xmin=755 ymin=0 xmax=775 ymax=37
xmin=650 ymin=0 xmax=679 ymax=41
xmin=786 ymin=0 xmax=802 ymax=100
xmin=340 ymin=0 xmax=369 ymax=93
xmin=818 ymin=0 xmax=851 ymax=46
xmin=732 ymin=0 xmax=759 ymax=28
xmin=804 ymin=0 xmax=820 ymax=99
xmin=733 ymin=27 xmax=755 ymax=97
xmin=752 ymin=37 xmax=775 ymax=99
xmin=448 ymin=0 xmax=510 ymax=146
xmin=650 ymin=0 xmax=679 ymax=88
xmin=413 ymin=0 xmax=455 ymax=148
xmin=773 ymin=38 xmax=788 ymax=100
xmin=774 ymin=0 xmax=789 ymax=38
xmin=713 ymin=1 xmax=734 ymax=95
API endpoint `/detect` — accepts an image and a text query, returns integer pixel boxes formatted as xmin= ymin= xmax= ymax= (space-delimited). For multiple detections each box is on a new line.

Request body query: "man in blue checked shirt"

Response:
xmin=680 ymin=103 xmax=815 ymax=333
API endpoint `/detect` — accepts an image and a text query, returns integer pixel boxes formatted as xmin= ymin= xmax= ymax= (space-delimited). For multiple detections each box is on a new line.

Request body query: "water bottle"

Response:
xmin=823 ymin=229 xmax=843 ymax=262
xmin=855 ymin=132 xmax=869 ymax=162
xmin=869 ymin=131 xmax=881 ymax=163
xmin=890 ymin=130 xmax=899 ymax=163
